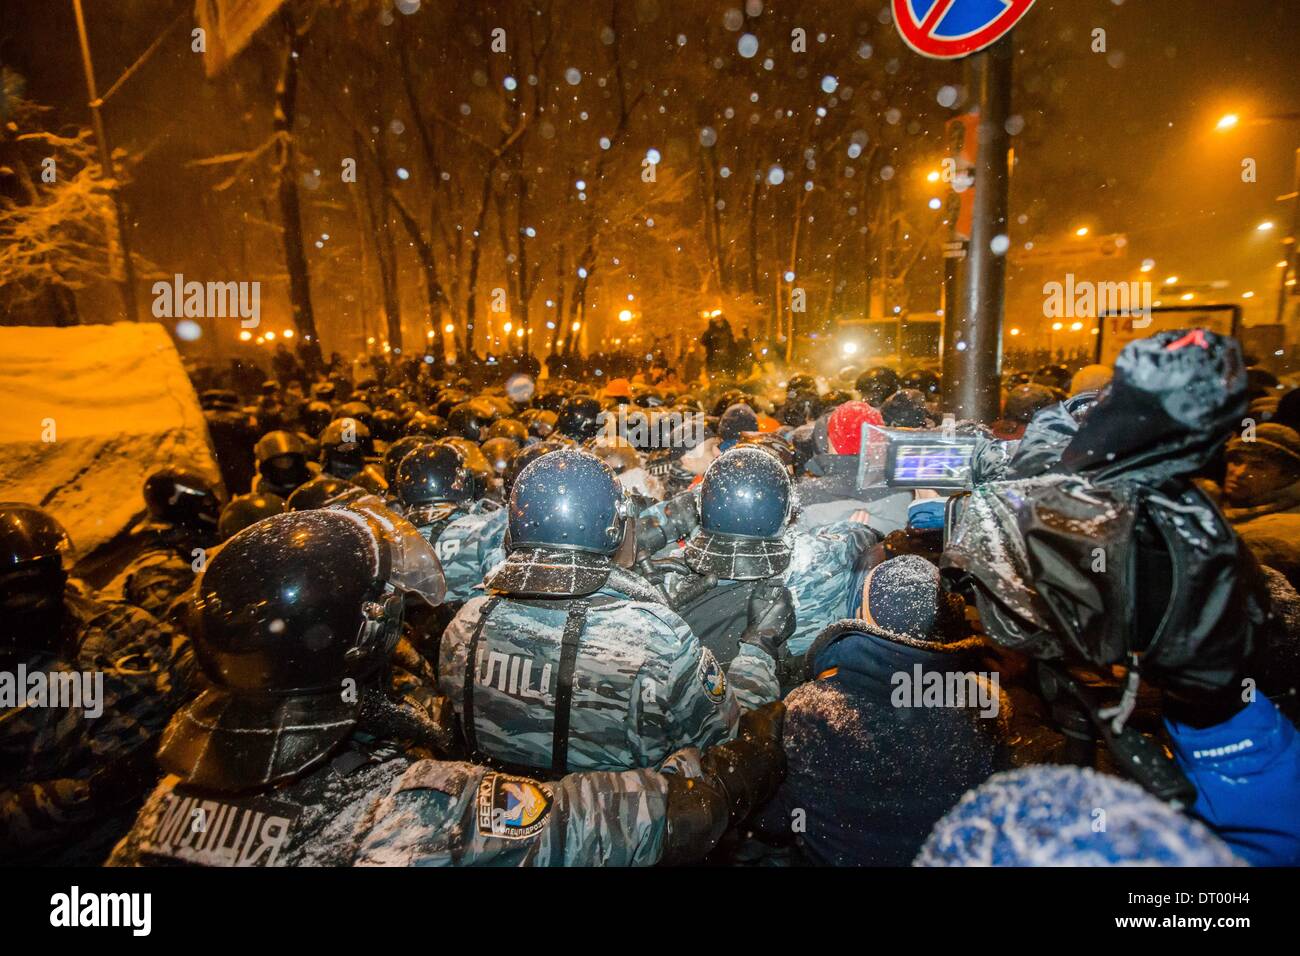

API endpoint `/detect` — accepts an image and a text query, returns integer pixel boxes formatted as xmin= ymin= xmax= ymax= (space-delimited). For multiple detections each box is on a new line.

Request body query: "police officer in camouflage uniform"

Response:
xmin=0 ymin=504 xmax=195 ymax=865
xmin=392 ymin=444 xmax=506 ymax=604
xmin=439 ymin=448 xmax=787 ymax=776
xmin=657 ymin=447 xmax=875 ymax=690
xmin=108 ymin=507 xmax=787 ymax=867
xmin=251 ymin=430 xmax=319 ymax=500
xmin=105 ymin=468 xmax=222 ymax=622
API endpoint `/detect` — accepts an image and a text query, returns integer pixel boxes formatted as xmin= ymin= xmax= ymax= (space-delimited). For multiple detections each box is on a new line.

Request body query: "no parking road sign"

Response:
xmin=892 ymin=0 xmax=1037 ymax=59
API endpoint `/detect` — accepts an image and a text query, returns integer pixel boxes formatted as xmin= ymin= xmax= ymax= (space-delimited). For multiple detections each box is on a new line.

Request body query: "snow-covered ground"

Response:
xmin=0 ymin=322 xmax=220 ymax=562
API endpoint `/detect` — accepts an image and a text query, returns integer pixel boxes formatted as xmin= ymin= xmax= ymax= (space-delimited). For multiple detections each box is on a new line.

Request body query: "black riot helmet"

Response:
xmin=781 ymin=389 xmax=820 ymax=427
xmin=519 ymin=408 xmax=558 ymax=439
xmin=711 ymin=389 xmax=750 ymax=418
xmin=337 ymin=401 xmax=374 ymax=431
xmin=217 ymin=492 xmax=288 ymax=540
xmin=301 ymin=400 xmax=335 ymax=437
xmin=319 ymin=417 xmax=372 ymax=477
xmin=0 ymin=503 xmax=74 ymax=653
xmin=393 ymin=444 xmax=475 ymax=508
xmin=382 ymin=435 xmax=436 ymax=484
xmin=503 ymin=439 xmax=567 ymax=496
xmin=484 ymin=418 xmax=529 ymax=444
xmin=287 ymin=475 xmax=364 ymax=511
xmin=786 ymin=373 xmax=817 ymax=394
xmin=255 ymin=430 xmax=312 ymax=489
xmin=405 ymin=413 xmax=449 ymax=440
xmin=880 ymin=388 xmax=935 ymax=428
xmin=371 ymin=408 xmax=404 ymax=443
xmin=440 ymin=437 xmax=493 ymax=493
xmin=505 ymin=448 xmax=628 ymax=555
xmin=433 ymin=388 xmax=469 ymax=418
xmin=486 ymin=448 xmax=633 ymax=597
xmin=855 ymin=366 xmax=900 ymax=407
xmin=480 ymin=437 xmax=520 ymax=479
xmin=142 ymin=467 xmax=221 ymax=534
xmin=310 ymin=381 xmax=337 ymax=403
xmin=535 ymin=390 xmax=568 ymax=414
xmin=161 ymin=503 xmax=445 ymax=790
xmin=447 ymin=401 xmax=492 ymax=442
xmin=684 ymin=447 xmax=793 ymax=580
xmin=555 ymin=396 xmax=603 ymax=441
xmin=900 ymin=367 xmax=941 ymax=399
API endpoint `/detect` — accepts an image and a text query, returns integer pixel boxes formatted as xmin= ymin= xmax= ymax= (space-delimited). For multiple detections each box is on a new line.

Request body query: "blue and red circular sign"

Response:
xmin=892 ymin=0 xmax=1037 ymax=59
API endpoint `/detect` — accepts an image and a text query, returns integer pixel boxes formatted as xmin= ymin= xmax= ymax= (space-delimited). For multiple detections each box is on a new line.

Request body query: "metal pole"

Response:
xmin=949 ymin=37 xmax=1013 ymax=421
xmin=1276 ymin=146 xmax=1299 ymax=325
xmin=72 ymin=0 xmax=140 ymax=322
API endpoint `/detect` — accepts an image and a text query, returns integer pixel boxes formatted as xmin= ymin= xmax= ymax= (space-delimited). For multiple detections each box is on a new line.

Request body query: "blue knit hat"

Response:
xmin=915 ymin=765 xmax=1241 ymax=867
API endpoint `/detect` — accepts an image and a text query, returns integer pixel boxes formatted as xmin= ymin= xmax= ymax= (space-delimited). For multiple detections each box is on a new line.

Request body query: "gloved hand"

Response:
xmin=659 ymin=701 xmax=787 ymax=865
xmin=739 ymin=580 xmax=796 ymax=659
xmin=637 ymin=557 xmax=717 ymax=610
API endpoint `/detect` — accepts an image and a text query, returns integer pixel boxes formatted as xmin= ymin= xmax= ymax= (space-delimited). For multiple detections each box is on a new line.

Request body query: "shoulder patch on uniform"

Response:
xmin=697 ymin=647 xmax=727 ymax=703
xmin=477 ymin=772 xmax=553 ymax=840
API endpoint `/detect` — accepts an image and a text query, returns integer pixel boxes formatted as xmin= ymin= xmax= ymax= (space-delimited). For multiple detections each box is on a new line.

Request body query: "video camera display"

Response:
xmin=856 ymin=424 xmax=978 ymax=492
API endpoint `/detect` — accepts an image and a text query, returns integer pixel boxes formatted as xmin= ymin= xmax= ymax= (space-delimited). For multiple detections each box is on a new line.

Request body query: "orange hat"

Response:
xmin=756 ymin=414 xmax=781 ymax=433
xmin=605 ymin=378 xmax=632 ymax=399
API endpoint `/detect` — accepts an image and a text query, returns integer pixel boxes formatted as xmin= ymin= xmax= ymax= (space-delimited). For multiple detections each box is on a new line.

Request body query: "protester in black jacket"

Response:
xmin=754 ymin=555 xmax=1011 ymax=865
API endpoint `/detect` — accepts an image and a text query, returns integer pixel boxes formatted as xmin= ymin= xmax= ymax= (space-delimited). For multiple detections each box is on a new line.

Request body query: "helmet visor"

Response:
xmin=330 ymin=496 xmax=446 ymax=607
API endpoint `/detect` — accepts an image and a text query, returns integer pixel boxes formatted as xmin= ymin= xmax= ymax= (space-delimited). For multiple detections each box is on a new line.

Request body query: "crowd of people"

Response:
xmin=4 ymin=321 xmax=1300 ymax=868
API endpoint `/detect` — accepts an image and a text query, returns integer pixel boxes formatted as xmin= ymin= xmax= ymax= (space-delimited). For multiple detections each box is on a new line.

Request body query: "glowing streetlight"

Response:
xmin=1051 ymin=322 xmax=1063 ymax=332
xmin=1243 ymin=291 xmax=1255 ymax=299
xmin=618 ymin=309 xmax=633 ymax=322
xmin=1257 ymin=220 xmax=1275 ymax=232
xmin=282 ymin=329 xmax=294 ymax=339
xmin=1070 ymin=321 xmax=1083 ymax=332
xmin=443 ymin=323 xmax=454 ymax=333
xmin=265 ymin=331 xmax=276 ymax=341
xmin=1009 ymin=327 xmax=1021 ymax=337
xmin=1164 ymin=275 xmax=1178 ymax=285
xmin=1074 ymin=226 xmax=1089 ymax=237
xmin=841 ymin=341 xmax=859 ymax=356
xmin=926 ymin=170 xmax=940 ymax=183
xmin=239 ymin=330 xmax=252 ymax=341
xmin=571 ymin=321 xmax=581 ymax=332
xmin=1140 ymin=259 xmax=1155 ymax=272
xmin=1215 ymin=113 xmax=1240 ymax=131
xmin=1181 ymin=292 xmax=1195 ymax=301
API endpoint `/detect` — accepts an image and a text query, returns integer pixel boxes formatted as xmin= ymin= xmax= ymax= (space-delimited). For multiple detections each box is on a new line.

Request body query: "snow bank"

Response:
xmin=0 ymin=322 xmax=220 ymax=561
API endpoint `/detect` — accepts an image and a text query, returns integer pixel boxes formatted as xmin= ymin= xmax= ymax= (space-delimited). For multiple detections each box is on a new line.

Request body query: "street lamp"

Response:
xmin=1214 ymin=109 xmax=1300 ymax=323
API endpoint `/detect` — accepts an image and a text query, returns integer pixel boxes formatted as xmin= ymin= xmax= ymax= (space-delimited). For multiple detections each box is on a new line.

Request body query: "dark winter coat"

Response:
xmin=754 ymin=620 xmax=1011 ymax=866
xmin=1225 ymin=479 xmax=1300 ymax=592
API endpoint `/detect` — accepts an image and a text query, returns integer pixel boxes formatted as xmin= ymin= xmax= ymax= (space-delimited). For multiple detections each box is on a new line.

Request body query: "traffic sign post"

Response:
xmin=893 ymin=1 xmax=1035 ymax=421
